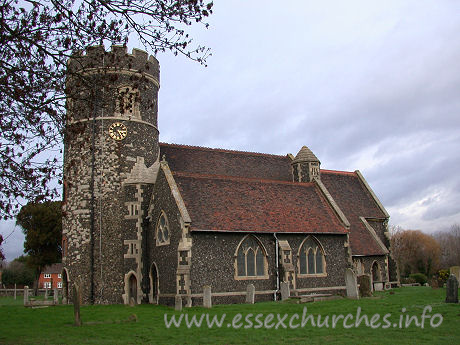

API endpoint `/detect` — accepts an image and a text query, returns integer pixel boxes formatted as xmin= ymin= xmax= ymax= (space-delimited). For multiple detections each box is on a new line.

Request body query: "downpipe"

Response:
xmin=273 ymin=233 xmax=280 ymax=301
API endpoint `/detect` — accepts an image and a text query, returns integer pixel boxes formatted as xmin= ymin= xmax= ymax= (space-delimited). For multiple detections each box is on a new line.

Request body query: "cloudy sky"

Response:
xmin=1 ymin=0 xmax=459 ymax=261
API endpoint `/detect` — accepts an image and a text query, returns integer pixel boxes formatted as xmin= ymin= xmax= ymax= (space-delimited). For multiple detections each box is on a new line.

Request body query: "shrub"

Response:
xmin=435 ymin=269 xmax=449 ymax=286
xmin=409 ymin=273 xmax=427 ymax=285
xmin=401 ymin=277 xmax=416 ymax=284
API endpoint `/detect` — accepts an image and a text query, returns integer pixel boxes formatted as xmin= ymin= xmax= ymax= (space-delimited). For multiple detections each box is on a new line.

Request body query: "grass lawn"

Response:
xmin=0 ymin=286 xmax=459 ymax=344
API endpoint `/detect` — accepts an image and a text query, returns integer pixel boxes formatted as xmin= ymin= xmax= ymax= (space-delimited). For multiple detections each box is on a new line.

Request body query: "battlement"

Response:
xmin=68 ymin=45 xmax=159 ymax=80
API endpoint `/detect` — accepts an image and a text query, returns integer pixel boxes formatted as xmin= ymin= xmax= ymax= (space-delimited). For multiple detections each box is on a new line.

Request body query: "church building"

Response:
xmin=61 ymin=46 xmax=397 ymax=305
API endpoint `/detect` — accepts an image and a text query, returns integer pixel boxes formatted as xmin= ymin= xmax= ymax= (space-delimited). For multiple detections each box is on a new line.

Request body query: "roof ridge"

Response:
xmin=172 ymin=171 xmax=315 ymax=187
xmin=160 ymin=142 xmax=289 ymax=159
xmin=42 ymin=263 xmax=63 ymax=273
xmin=320 ymin=169 xmax=356 ymax=176
xmin=311 ymin=183 xmax=350 ymax=232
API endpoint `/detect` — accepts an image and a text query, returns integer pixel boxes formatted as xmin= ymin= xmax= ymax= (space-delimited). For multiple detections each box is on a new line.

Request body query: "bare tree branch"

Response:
xmin=0 ymin=0 xmax=213 ymax=219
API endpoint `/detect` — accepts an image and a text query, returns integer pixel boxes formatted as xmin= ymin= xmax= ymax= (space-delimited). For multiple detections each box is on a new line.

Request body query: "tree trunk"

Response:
xmin=33 ymin=268 xmax=41 ymax=296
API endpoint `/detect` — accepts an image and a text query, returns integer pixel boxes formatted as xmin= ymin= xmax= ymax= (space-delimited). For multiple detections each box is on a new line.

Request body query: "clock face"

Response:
xmin=108 ymin=122 xmax=127 ymax=141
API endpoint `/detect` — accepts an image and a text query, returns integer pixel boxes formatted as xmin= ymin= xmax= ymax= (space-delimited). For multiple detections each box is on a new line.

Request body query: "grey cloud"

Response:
xmin=2 ymin=1 xmax=460 ymax=259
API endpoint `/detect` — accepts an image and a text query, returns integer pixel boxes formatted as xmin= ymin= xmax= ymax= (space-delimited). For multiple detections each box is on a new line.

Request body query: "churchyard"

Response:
xmin=0 ymin=286 xmax=458 ymax=344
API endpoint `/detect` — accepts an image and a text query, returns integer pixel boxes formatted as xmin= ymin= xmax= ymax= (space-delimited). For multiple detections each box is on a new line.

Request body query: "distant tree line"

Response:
xmin=390 ymin=224 xmax=460 ymax=285
xmin=0 ymin=201 xmax=62 ymax=291
xmin=434 ymin=224 xmax=460 ymax=269
xmin=1 ymin=255 xmax=35 ymax=287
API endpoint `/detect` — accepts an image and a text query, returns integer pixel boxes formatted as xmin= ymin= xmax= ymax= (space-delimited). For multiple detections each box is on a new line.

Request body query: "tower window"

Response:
xmin=62 ymin=237 xmax=68 ymax=258
xmin=116 ymin=86 xmax=140 ymax=118
xmin=156 ymin=211 xmax=170 ymax=246
xmin=127 ymin=203 xmax=140 ymax=217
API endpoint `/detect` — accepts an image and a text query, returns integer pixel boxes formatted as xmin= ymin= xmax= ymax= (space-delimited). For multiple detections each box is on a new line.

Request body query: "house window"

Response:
xmin=44 ymin=282 xmax=51 ymax=289
xmin=156 ymin=211 xmax=170 ymax=246
xmin=298 ymin=236 xmax=326 ymax=276
xmin=44 ymin=274 xmax=51 ymax=279
xmin=235 ymin=235 xmax=268 ymax=279
xmin=57 ymin=282 xmax=62 ymax=288
xmin=58 ymin=274 xmax=62 ymax=279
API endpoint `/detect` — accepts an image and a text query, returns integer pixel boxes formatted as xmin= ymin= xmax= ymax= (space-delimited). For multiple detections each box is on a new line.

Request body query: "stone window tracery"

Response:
xmin=298 ymin=236 xmax=326 ymax=277
xmin=115 ymin=86 xmax=140 ymax=118
xmin=127 ymin=202 xmax=139 ymax=217
xmin=235 ymin=235 xmax=268 ymax=279
xmin=156 ymin=211 xmax=170 ymax=246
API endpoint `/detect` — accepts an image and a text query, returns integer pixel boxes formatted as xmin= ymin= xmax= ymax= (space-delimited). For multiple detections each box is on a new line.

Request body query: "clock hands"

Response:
xmin=109 ymin=122 xmax=127 ymax=140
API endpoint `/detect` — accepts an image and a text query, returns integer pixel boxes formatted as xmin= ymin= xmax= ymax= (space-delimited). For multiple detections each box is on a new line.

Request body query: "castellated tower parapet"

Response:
xmin=69 ymin=45 xmax=160 ymax=74
xmin=67 ymin=45 xmax=160 ymax=124
xmin=63 ymin=46 xmax=160 ymax=304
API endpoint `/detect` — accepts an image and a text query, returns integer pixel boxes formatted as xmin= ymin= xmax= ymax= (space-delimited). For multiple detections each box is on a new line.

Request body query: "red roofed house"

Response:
xmin=39 ymin=263 xmax=63 ymax=289
xmin=62 ymin=47 xmax=397 ymax=305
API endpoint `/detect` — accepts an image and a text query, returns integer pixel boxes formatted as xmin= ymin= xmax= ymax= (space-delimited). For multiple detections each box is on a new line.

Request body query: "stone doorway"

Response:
xmin=372 ymin=261 xmax=382 ymax=282
xmin=61 ymin=268 xmax=70 ymax=304
xmin=128 ymin=274 xmax=137 ymax=304
xmin=150 ymin=262 xmax=159 ymax=304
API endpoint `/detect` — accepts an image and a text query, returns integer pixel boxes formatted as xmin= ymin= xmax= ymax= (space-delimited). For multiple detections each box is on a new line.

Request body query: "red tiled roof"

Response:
xmin=42 ymin=263 xmax=63 ymax=274
xmin=321 ymin=171 xmax=387 ymax=256
xmin=160 ymin=143 xmax=292 ymax=181
xmin=173 ymin=171 xmax=348 ymax=234
xmin=160 ymin=142 xmax=388 ymax=255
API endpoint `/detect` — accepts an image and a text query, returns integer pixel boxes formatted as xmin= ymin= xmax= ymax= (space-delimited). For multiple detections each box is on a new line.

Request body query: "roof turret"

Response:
xmin=292 ymin=146 xmax=319 ymax=164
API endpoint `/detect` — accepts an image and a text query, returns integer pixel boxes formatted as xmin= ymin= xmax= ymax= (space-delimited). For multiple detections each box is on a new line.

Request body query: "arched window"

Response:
xmin=372 ymin=261 xmax=382 ymax=282
xmin=115 ymin=86 xmax=140 ymax=118
xmin=353 ymin=258 xmax=364 ymax=275
xmin=156 ymin=211 xmax=170 ymax=246
xmin=62 ymin=236 xmax=68 ymax=258
xmin=235 ymin=235 xmax=268 ymax=279
xmin=298 ymin=236 xmax=326 ymax=276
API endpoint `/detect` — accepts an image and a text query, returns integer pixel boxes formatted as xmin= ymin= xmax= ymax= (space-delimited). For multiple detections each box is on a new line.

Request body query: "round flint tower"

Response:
xmin=63 ymin=46 xmax=160 ymax=304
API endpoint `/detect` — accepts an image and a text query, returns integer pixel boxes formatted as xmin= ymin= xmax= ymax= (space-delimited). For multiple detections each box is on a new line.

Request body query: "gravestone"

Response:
xmin=374 ymin=282 xmax=384 ymax=291
xmin=129 ymin=297 xmax=135 ymax=307
xmin=450 ymin=266 xmax=460 ymax=282
xmin=246 ymin=284 xmax=255 ymax=304
xmin=73 ymin=283 xmax=81 ymax=326
xmin=445 ymin=275 xmax=459 ymax=304
xmin=175 ymin=295 xmax=182 ymax=311
xmin=357 ymin=275 xmax=372 ymax=297
xmin=23 ymin=286 xmax=29 ymax=306
xmin=345 ymin=268 xmax=359 ymax=299
xmin=185 ymin=296 xmax=192 ymax=308
xmin=280 ymin=281 xmax=290 ymax=301
xmin=203 ymin=285 xmax=212 ymax=308
xmin=44 ymin=288 xmax=49 ymax=300
xmin=53 ymin=288 xmax=59 ymax=305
